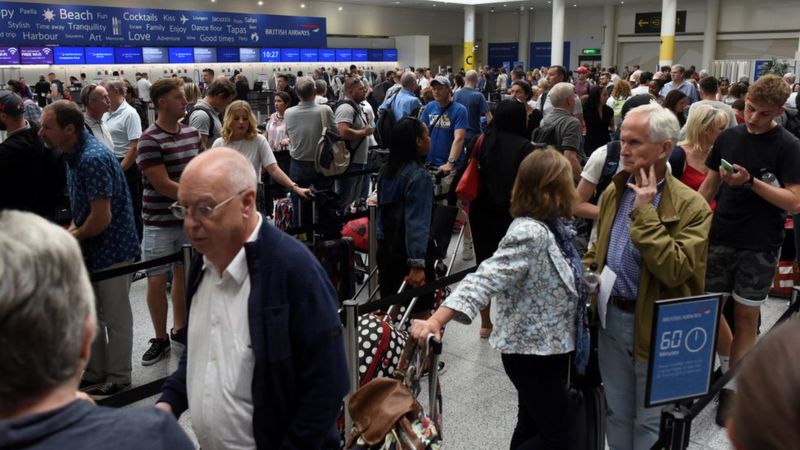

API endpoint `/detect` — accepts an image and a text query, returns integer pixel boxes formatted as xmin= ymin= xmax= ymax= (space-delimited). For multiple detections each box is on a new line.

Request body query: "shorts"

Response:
xmin=142 ymin=225 xmax=190 ymax=276
xmin=705 ymin=244 xmax=778 ymax=307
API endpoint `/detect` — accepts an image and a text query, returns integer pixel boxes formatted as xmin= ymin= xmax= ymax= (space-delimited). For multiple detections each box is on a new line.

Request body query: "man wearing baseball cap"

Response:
xmin=0 ymin=90 xmax=64 ymax=220
xmin=420 ymin=76 xmax=469 ymax=175
xmin=574 ymin=66 xmax=593 ymax=97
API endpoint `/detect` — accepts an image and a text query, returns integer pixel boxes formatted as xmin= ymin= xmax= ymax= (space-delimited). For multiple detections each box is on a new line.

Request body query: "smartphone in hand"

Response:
xmin=720 ymin=158 xmax=735 ymax=173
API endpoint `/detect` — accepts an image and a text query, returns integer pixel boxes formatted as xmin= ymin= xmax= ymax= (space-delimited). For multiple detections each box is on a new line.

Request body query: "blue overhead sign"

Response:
xmin=300 ymin=48 xmax=317 ymax=62
xmin=260 ymin=47 xmax=279 ymax=63
xmin=487 ymin=43 xmax=518 ymax=70
xmin=0 ymin=1 xmax=326 ymax=47
xmin=383 ymin=49 xmax=398 ymax=62
xmin=54 ymin=46 xmax=83 ymax=64
xmin=319 ymin=48 xmax=335 ymax=62
xmin=114 ymin=47 xmax=141 ymax=64
xmin=646 ymin=294 xmax=721 ymax=407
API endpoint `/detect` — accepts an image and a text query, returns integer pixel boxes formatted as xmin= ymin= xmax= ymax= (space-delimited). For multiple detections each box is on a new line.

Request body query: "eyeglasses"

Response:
xmin=170 ymin=190 xmax=247 ymax=220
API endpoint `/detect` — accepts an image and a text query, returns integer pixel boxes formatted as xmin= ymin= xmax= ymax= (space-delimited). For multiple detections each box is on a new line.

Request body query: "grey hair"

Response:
xmin=671 ymin=64 xmax=685 ymax=74
xmin=314 ymin=79 xmax=327 ymax=96
xmin=549 ymin=82 xmax=575 ymax=107
xmin=625 ymin=103 xmax=680 ymax=145
xmin=0 ymin=210 xmax=95 ymax=408
xmin=295 ymin=76 xmax=316 ymax=101
xmin=465 ymin=70 xmax=479 ymax=84
xmin=80 ymin=84 xmax=99 ymax=106
xmin=101 ymin=79 xmax=124 ymax=95
xmin=400 ymin=71 xmax=417 ymax=90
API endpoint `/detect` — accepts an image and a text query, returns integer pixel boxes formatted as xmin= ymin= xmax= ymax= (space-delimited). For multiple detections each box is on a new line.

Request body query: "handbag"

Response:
xmin=455 ymin=133 xmax=485 ymax=202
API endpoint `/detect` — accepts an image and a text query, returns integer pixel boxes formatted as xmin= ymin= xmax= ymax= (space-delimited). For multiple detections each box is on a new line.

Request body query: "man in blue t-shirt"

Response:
xmin=453 ymin=69 xmax=492 ymax=146
xmin=420 ymin=76 xmax=468 ymax=172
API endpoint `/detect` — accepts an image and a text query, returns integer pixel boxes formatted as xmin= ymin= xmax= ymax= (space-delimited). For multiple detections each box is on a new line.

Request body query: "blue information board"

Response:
xmin=0 ymin=45 xmax=20 ymax=64
xmin=217 ymin=47 xmax=239 ymax=62
xmin=168 ymin=47 xmax=193 ymax=64
xmin=530 ymin=41 xmax=571 ymax=70
xmin=487 ymin=43 xmax=518 ymax=70
xmin=0 ymin=1 xmax=326 ymax=47
xmin=85 ymin=47 xmax=113 ymax=64
xmin=193 ymin=47 xmax=217 ymax=63
xmin=114 ymin=47 xmax=141 ymax=64
xmin=646 ymin=294 xmax=721 ymax=407
xmin=142 ymin=47 xmax=167 ymax=64
xmin=20 ymin=45 xmax=53 ymax=64
xmin=351 ymin=48 xmax=367 ymax=62
xmin=367 ymin=49 xmax=383 ymax=62
xmin=280 ymin=48 xmax=299 ymax=62
xmin=54 ymin=46 xmax=84 ymax=64
xmin=239 ymin=47 xmax=258 ymax=62
xmin=260 ymin=47 xmax=279 ymax=63
xmin=335 ymin=48 xmax=351 ymax=62
xmin=382 ymin=49 xmax=397 ymax=62
xmin=319 ymin=48 xmax=335 ymax=63
xmin=300 ymin=48 xmax=317 ymax=62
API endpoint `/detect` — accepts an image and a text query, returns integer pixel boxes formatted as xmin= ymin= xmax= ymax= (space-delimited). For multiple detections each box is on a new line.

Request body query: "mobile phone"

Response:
xmin=720 ymin=158 xmax=734 ymax=173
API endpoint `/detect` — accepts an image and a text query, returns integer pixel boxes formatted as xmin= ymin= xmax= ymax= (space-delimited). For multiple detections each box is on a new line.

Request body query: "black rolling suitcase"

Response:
xmin=569 ymin=323 xmax=606 ymax=450
xmin=314 ymin=237 xmax=356 ymax=305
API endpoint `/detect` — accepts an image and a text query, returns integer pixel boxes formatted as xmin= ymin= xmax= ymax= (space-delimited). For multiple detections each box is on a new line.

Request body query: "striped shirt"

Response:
xmin=136 ymin=123 xmax=201 ymax=227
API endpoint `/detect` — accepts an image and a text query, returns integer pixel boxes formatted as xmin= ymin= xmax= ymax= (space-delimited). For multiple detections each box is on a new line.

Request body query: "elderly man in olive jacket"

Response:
xmin=583 ymin=103 xmax=712 ymax=450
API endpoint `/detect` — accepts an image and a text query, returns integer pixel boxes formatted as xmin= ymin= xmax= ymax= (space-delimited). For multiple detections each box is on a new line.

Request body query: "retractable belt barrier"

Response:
xmin=650 ymin=288 xmax=800 ymax=450
xmin=91 ymin=246 xmax=194 ymax=408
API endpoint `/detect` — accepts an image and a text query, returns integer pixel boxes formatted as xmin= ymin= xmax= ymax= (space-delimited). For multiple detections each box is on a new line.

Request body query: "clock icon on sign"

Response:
xmin=685 ymin=327 xmax=707 ymax=353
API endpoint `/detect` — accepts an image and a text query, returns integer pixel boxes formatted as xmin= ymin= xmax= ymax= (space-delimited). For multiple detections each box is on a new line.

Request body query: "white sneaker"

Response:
xmin=462 ymin=239 xmax=475 ymax=261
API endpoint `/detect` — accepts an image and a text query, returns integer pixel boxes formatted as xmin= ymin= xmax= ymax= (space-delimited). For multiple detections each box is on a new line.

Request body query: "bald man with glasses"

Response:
xmin=157 ymin=148 xmax=349 ymax=450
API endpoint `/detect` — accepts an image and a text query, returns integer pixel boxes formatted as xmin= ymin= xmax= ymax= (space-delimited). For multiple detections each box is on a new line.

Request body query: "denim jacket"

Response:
xmin=444 ymin=217 xmax=579 ymax=355
xmin=376 ymin=161 xmax=433 ymax=268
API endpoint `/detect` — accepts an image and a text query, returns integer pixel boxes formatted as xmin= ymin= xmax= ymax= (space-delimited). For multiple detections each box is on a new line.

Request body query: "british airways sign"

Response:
xmin=0 ymin=1 xmax=326 ymax=47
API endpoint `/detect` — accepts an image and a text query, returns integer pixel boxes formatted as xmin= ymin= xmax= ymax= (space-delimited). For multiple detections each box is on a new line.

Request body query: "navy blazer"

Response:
xmin=159 ymin=221 xmax=349 ymax=449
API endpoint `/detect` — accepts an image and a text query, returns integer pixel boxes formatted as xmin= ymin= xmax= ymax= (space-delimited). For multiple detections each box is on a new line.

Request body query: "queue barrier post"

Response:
xmin=342 ymin=299 xmax=360 ymax=444
xmin=654 ymin=405 xmax=691 ymax=450
xmin=181 ymin=245 xmax=193 ymax=293
xmin=368 ymin=204 xmax=378 ymax=298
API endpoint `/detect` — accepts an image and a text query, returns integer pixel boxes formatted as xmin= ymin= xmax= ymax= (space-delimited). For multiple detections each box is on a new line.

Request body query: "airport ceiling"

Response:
xmin=325 ymin=0 xmax=653 ymax=12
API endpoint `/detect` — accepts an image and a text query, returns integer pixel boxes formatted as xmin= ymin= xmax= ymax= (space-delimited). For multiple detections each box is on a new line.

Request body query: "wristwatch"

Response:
xmin=447 ymin=157 xmax=457 ymax=164
xmin=743 ymin=175 xmax=754 ymax=190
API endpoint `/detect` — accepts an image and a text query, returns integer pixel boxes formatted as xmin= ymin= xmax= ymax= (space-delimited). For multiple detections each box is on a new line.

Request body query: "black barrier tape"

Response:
xmin=354 ymin=266 xmax=477 ymax=317
xmin=284 ymin=209 xmax=370 ymax=237
xmin=293 ymin=164 xmax=383 ymax=186
xmin=98 ymin=376 xmax=167 ymax=408
xmin=90 ymin=251 xmax=182 ymax=283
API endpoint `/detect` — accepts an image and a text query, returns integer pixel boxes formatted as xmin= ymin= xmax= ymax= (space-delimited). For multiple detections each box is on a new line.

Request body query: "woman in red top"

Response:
xmin=669 ymin=104 xmax=729 ymax=211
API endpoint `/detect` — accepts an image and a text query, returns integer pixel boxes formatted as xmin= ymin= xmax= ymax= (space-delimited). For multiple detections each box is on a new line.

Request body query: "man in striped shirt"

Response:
xmin=136 ymin=77 xmax=201 ymax=366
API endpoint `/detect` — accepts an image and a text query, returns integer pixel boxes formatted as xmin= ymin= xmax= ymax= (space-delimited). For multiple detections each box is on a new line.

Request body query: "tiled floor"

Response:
xmin=121 ymin=233 xmax=791 ymax=449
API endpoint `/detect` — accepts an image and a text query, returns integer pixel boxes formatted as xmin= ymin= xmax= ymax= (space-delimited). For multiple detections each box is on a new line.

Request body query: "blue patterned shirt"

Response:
xmin=66 ymin=130 xmax=140 ymax=271
xmin=606 ymin=176 xmax=665 ymax=299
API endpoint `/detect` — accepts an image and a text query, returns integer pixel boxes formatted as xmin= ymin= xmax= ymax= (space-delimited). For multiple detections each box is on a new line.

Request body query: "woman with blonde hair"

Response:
xmin=211 ymin=100 xmax=310 ymax=213
xmin=669 ymin=104 xmax=728 ymax=211
xmin=183 ymin=79 xmax=200 ymax=110
xmin=412 ymin=148 xmax=589 ymax=450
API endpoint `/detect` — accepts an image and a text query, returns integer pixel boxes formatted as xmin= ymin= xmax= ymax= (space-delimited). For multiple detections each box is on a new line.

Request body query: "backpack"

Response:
xmin=181 ymin=103 xmax=217 ymax=139
xmin=532 ymin=122 xmax=560 ymax=150
xmin=315 ymin=107 xmax=350 ymax=176
xmin=592 ymin=140 xmax=621 ymax=205
xmin=376 ymin=92 xmax=398 ymax=148
xmin=331 ymin=99 xmax=367 ymax=154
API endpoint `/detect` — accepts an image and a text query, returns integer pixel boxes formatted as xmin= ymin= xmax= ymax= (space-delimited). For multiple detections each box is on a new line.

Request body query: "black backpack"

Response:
xmin=532 ymin=123 xmax=560 ymax=150
xmin=592 ymin=140 xmax=621 ymax=205
xmin=182 ymin=103 xmax=217 ymax=139
xmin=331 ymin=99 xmax=367 ymax=154
xmin=376 ymin=92 xmax=398 ymax=148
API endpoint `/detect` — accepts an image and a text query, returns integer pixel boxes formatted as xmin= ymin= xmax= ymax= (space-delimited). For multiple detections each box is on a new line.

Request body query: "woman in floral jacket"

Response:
xmin=411 ymin=149 xmax=588 ymax=450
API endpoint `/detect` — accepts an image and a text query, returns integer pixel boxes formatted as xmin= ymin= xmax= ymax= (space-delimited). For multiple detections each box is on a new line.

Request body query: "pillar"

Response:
xmin=481 ymin=10 xmax=489 ymax=67
xmin=463 ymin=5 xmax=476 ymax=71
xmin=659 ymin=0 xmax=677 ymax=68
xmin=602 ymin=5 xmax=616 ymax=68
xmin=701 ymin=0 xmax=719 ymax=72
xmin=551 ymin=0 xmax=565 ymax=67
xmin=518 ymin=6 xmax=529 ymax=69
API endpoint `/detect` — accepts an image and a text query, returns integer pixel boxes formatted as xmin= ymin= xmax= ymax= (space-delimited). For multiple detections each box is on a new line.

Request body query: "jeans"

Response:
xmin=501 ymin=352 xmax=573 ymax=450
xmin=335 ymin=162 xmax=366 ymax=210
xmin=84 ymin=259 xmax=134 ymax=385
xmin=598 ymin=304 xmax=661 ymax=450
xmin=142 ymin=225 xmax=189 ymax=276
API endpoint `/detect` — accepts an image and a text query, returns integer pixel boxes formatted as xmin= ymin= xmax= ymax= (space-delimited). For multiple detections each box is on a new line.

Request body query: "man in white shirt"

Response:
xmin=80 ymin=84 xmax=114 ymax=152
xmin=103 ymin=79 xmax=144 ymax=240
xmin=136 ymin=72 xmax=152 ymax=104
xmin=156 ymin=148 xmax=349 ymax=450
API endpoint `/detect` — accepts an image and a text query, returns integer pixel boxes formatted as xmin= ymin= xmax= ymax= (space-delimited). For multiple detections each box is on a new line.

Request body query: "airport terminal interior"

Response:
xmin=0 ymin=0 xmax=800 ymax=450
